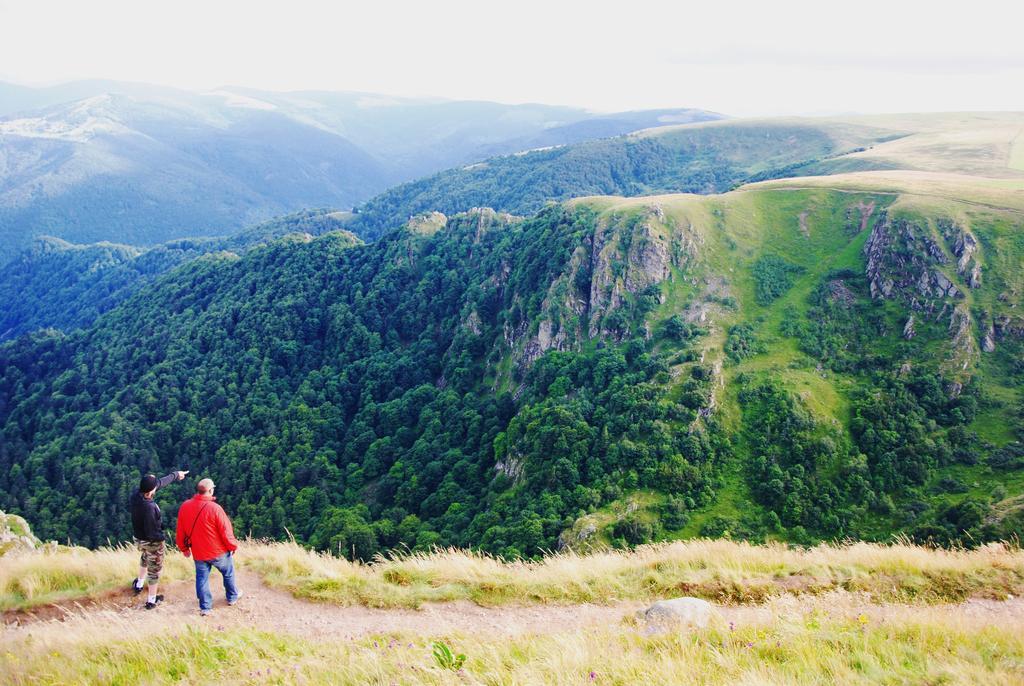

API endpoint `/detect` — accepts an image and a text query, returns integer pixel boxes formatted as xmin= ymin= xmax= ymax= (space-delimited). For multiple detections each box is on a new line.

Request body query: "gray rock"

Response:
xmin=982 ymin=323 xmax=996 ymax=353
xmin=864 ymin=215 xmax=965 ymax=310
xmin=641 ymin=597 xmax=716 ymax=632
xmin=589 ymin=213 xmax=675 ymax=338
xmin=969 ymin=263 xmax=982 ymax=289
xmin=925 ymin=236 xmax=948 ymax=263
xmin=917 ymin=271 xmax=932 ymax=296
xmin=903 ymin=316 xmax=916 ymax=340
xmin=934 ymin=271 xmax=954 ymax=295
xmin=948 ymin=303 xmax=979 ymax=373
xmin=556 ymin=516 xmax=602 ymax=552
xmin=493 ymin=455 xmax=524 ymax=483
xmin=826 ymin=279 xmax=856 ymax=307
xmin=996 ymin=314 xmax=1024 ymax=338
xmin=941 ymin=221 xmax=979 ymax=275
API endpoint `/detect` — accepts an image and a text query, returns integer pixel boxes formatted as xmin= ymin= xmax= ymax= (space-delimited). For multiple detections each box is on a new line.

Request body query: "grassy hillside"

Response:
xmin=644 ymin=112 xmax=1024 ymax=178
xmin=566 ymin=182 xmax=1024 ymax=545
xmin=345 ymin=113 xmax=1024 ymax=240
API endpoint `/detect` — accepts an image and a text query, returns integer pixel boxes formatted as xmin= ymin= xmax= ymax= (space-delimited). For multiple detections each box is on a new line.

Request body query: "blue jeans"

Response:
xmin=194 ymin=552 xmax=239 ymax=611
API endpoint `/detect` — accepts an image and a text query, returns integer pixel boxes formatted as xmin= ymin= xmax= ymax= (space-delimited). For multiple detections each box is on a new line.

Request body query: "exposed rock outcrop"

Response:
xmin=1 ymin=510 xmax=43 ymax=556
xmin=587 ymin=210 xmax=678 ymax=338
xmin=511 ymin=205 xmax=702 ymax=372
xmin=968 ymin=263 xmax=982 ymax=289
xmin=405 ymin=211 xmax=448 ymax=236
xmin=518 ymin=242 xmax=592 ymax=366
xmin=463 ymin=309 xmax=482 ymax=336
xmin=556 ymin=515 xmax=601 ymax=552
xmin=982 ymin=322 xmax=996 ymax=353
xmin=948 ymin=303 xmax=979 ymax=373
xmin=903 ymin=316 xmax=916 ymax=340
xmin=826 ymin=279 xmax=857 ymax=308
xmin=995 ymin=314 xmax=1024 ymax=340
xmin=864 ymin=214 xmax=962 ymax=311
xmin=865 ymin=214 xmax=986 ymax=385
xmin=939 ymin=220 xmax=982 ymax=289
xmin=493 ymin=454 xmax=525 ymax=484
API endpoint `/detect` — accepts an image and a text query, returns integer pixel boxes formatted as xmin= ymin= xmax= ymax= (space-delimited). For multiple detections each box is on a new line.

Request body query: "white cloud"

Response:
xmin=1 ymin=0 xmax=1022 ymax=115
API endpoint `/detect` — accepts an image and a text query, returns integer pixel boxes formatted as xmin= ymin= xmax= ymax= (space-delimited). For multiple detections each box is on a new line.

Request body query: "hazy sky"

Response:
xmin=1 ymin=0 xmax=1022 ymax=116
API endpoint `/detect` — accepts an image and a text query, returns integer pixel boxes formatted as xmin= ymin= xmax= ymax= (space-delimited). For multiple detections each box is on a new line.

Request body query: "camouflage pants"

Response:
xmin=135 ymin=539 xmax=165 ymax=584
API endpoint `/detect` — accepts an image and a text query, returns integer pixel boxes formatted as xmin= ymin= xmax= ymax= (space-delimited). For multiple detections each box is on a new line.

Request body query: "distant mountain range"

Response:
xmin=0 ymin=80 xmax=720 ymax=257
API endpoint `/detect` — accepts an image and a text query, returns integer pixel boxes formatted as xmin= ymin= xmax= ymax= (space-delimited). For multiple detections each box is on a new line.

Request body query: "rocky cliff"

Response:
xmin=514 ymin=204 xmax=703 ymax=372
xmin=0 ymin=510 xmax=43 ymax=556
xmin=863 ymin=213 xmax=989 ymax=384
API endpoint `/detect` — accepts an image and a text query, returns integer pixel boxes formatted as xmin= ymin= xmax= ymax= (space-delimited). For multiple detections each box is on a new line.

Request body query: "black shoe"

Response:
xmin=144 ymin=595 xmax=164 ymax=610
xmin=132 ymin=579 xmax=145 ymax=595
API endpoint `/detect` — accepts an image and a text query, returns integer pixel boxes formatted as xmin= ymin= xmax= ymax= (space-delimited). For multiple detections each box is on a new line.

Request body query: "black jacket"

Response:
xmin=130 ymin=472 xmax=177 ymax=542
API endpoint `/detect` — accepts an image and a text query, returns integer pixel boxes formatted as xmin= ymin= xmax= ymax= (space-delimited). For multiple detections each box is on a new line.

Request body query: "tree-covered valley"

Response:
xmin=2 ymin=174 xmax=1022 ymax=557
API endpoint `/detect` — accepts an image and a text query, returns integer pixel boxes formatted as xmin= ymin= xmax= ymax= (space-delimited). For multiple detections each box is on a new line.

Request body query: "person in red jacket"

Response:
xmin=176 ymin=478 xmax=241 ymax=616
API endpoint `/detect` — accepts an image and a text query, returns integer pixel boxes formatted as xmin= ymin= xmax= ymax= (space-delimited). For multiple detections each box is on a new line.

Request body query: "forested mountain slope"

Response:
xmin=0 ymin=210 xmax=353 ymax=342
xmin=345 ymin=113 xmax=1024 ymax=240
xmin=2 ymin=177 xmax=1022 ymax=555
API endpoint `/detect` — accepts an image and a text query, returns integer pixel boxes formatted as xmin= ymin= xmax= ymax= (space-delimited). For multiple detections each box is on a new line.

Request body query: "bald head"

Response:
xmin=196 ymin=478 xmax=216 ymax=495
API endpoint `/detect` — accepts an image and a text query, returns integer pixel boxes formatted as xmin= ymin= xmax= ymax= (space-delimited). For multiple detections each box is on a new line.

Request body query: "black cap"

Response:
xmin=139 ymin=474 xmax=158 ymax=493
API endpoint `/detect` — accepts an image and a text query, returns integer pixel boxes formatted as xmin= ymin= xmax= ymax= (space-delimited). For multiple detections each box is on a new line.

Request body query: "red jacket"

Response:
xmin=175 ymin=494 xmax=239 ymax=561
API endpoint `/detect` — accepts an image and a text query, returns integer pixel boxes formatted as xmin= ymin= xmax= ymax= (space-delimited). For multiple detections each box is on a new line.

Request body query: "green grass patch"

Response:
xmin=5 ymin=609 xmax=1024 ymax=685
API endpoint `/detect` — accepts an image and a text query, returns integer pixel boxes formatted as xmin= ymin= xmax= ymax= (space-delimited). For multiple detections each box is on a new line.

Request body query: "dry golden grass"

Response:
xmin=243 ymin=538 xmax=1024 ymax=608
xmin=0 ymin=543 xmax=192 ymax=611
xmin=3 ymin=600 xmax=1024 ymax=685
xmin=1010 ymin=130 xmax=1024 ymax=172
xmin=635 ymin=111 xmax=1024 ymax=180
xmin=4 ymin=538 xmax=1022 ymax=612
xmin=747 ymin=170 xmax=1024 ymax=212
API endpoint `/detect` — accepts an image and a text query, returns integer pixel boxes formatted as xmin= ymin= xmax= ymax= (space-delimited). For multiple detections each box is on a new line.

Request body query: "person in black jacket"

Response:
xmin=130 ymin=470 xmax=187 ymax=609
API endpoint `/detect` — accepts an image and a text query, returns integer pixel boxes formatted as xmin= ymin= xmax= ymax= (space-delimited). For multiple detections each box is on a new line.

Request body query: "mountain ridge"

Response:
xmin=344 ymin=112 xmax=1024 ymax=240
xmin=0 ymin=80 xmax=721 ymax=256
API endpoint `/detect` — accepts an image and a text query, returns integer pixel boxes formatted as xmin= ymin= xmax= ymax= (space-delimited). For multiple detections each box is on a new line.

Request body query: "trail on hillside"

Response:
xmin=4 ymin=569 xmax=1023 ymax=643
xmin=2 ymin=570 xmax=649 ymax=640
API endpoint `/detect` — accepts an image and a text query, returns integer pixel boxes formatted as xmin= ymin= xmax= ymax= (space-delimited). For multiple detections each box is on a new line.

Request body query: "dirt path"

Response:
xmin=4 ymin=570 xmax=1024 ymax=643
xmin=1 ymin=570 xmax=648 ymax=641
xmin=852 ymin=199 xmax=876 ymax=233
xmin=798 ymin=210 xmax=810 ymax=237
